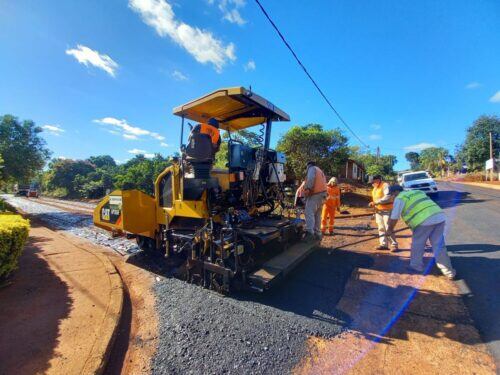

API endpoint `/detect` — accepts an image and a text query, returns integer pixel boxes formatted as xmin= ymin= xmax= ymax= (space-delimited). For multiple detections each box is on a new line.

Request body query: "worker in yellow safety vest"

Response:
xmin=321 ymin=177 xmax=341 ymax=235
xmin=369 ymin=175 xmax=398 ymax=251
xmin=303 ymin=161 xmax=327 ymax=242
xmin=386 ymin=185 xmax=456 ymax=279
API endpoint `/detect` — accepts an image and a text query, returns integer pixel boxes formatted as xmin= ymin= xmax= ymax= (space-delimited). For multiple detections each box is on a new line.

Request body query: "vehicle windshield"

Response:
xmin=404 ymin=172 xmax=429 ymax=182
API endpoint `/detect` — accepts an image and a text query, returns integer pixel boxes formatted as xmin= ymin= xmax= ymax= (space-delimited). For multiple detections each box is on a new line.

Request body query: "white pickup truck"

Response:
xmin=400 ymin=171 xmax=438 ymax=195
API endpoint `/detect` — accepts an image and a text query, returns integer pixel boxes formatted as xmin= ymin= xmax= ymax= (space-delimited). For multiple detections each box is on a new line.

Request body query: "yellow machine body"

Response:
xmin=94 ymin=189 xmax=157 ymax=238
xmin=93 ymin=163 xmax=234 ymax=238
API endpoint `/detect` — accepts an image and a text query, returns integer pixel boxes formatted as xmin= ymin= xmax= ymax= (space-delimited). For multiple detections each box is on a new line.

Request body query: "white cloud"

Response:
xmin=370 ymin=123 xmax=381 ymax=130
xmin=65 ymin=45 xmax=118 ymax=77
xmin=172 ymin=70 xmax=188 ymax=81
xmin=94 ymin=117 xmax=165 ymax=141
xmin=217 ymin=0 xmax=246 ymax=26
xmin=128 ymin=149 xmax=156 ymax=158
xmin=368 ymin=134 xmax=382 ymax=141
xmin=129 ymin=0 xmax=236 ymax=72
xmin=489 ymin=91 xmax=500 ymax=103
xmin=123 ymin=133 xmax=139 ymax=140
xmin=128 ymin=148 xmax=147 ymax=154
xmin=160 ymin=142 xmax=169 ymax=147
xmin=404 ymin=142 xmax=436 ymax=152
xmin=244 ymin=60 xmax=256 ymax=71
xmin=465 ymin=81 xmax=482 ymax=90
xmin=42 ymin=124 xmax=65 ymax=136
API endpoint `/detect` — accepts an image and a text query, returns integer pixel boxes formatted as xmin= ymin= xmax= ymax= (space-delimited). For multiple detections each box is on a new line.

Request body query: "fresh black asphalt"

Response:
xmin=151 ymin=248 xmax=372 ymax=374
xmin=436 ymin=181 xmax=500 ymax=366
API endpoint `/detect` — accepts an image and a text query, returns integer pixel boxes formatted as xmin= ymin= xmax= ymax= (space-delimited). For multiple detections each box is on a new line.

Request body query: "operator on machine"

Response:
xmin=189 ymin=117 xmax=221 ymax=156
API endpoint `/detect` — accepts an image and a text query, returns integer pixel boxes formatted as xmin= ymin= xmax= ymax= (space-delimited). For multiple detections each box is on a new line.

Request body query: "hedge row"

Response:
xmin=0 ymin=214 xmax=30 ymax=281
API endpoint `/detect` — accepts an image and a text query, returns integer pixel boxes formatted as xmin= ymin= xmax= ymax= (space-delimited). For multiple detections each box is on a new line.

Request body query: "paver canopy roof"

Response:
xmin=173 ymin=87 xmax=290 ymax=131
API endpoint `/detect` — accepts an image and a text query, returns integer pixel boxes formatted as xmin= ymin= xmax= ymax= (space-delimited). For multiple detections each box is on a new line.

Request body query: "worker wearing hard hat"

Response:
xmin=369 ymin=175 xmax=398 ymax=251
xmin=303 ymin=161 xmax=328 ymax=242
xmin=386 ymin=185 xmax=456 ymax=279
xmin=321 ymin=177 xmax=341 ymax=235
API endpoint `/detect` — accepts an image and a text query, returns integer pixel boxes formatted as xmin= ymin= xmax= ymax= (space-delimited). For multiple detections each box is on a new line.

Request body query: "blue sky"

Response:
xmin=1 ymin=0 xmax=499 ymax=169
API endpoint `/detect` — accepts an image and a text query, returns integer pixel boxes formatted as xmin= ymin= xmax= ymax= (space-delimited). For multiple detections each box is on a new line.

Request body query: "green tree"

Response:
xmin=88 ymin=155 xmax=116 ymax=169
xmin=405 ymin=152 xmax=420 ymax=170
xmin=456 ymin=115 xmax=500 ymax=171
xmin=352 ymin=150 xmax=397 ymax=179
xmin=419 ymin=147 xmax=449 ymax=176
xmin=0 ymin=115 xmax=51 ymax=183
xmin=45 ymin=158 xmax=95 ymax=197
xmin=276 ymin=124 xmax=349 ymax=179
xmin=114 ymin=154 xmax=171 ymax=195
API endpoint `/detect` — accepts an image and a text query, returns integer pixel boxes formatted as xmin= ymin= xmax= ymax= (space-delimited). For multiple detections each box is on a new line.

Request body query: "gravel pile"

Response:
xmin=152 ymin=248 xmax=366 ymax=374
xmin=1 ymin=195 xmax=138 ymax=254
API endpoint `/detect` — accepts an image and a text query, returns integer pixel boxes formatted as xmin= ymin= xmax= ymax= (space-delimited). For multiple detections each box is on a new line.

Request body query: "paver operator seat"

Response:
xmin=186 ymin=118 xmax=221 ymax=179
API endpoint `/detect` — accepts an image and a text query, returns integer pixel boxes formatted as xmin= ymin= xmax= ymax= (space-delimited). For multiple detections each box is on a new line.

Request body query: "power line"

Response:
xmin=253 ymin=0 xmax=369 ymax=149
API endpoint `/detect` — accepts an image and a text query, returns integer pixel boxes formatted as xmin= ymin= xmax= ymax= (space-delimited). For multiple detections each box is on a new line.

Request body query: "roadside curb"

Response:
xmin=81 ymin=250 xmax=124 ymax=375
xmin=8 ymin=208 xmax=125 ymax=375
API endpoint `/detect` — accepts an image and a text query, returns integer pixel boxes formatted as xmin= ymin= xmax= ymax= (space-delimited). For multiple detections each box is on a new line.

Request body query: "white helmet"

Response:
xmin=328 ymin=177 xmax=338 ymax=185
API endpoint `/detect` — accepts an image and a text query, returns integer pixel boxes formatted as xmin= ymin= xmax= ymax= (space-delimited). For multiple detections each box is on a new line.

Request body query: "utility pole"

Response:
xmin=489 ymin=131 xmax=494 ymax=181
xmin=376 ymin=146 xmax=380 ymax=162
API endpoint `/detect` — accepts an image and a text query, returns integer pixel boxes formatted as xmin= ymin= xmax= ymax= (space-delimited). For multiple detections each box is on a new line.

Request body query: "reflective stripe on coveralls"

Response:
xmin=399 ymin=190 xmax=443 ymax=229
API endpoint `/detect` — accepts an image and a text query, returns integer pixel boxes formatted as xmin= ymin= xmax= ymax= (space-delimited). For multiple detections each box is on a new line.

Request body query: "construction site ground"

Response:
xmin=0 ymin=194 xmax=497 ymax=374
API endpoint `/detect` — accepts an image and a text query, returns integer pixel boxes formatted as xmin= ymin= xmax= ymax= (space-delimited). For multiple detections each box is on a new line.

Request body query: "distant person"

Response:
xmin=321 ymin=177 xmax=341 ymax=235
xmin=303 ymin=161 xmax=327 ymax=242
xmin=387 ymin=185 xmax=456 ymax=279
xmin=369 ymin=175 xmax=398 ymax=251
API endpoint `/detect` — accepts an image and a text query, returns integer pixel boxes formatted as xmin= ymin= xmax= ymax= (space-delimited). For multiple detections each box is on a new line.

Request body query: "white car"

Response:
xmin=401 ymin=171 xmax=438 ymax=194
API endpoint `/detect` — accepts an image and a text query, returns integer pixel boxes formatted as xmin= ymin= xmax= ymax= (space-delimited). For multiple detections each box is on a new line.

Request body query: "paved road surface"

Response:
xmin=436 ymin=181 xmax=500 ymax=365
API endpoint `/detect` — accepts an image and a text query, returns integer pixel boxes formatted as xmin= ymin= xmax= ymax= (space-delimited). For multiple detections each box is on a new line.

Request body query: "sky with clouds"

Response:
xmin=1 ymin=0 xmax=499 ymax=169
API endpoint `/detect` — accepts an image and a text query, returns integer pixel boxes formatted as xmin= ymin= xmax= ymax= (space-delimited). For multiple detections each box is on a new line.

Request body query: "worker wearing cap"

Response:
xmin=321 ymin=177 xmax=341 ymax=235
xmin=386 ymin=185 xmax=456 ymax=279
xmin=192 ymin=117 xmax=221 ymax=154
xmin=369 ymin=175 xmax=398 ymax=251
xmin=303 ymin=161 xmax=327 ymax=242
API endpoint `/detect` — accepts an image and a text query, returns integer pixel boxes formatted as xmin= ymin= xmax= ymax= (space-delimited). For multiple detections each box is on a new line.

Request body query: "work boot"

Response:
xmin=375 ymin=245 xmax=389 ymax=250
xmin=304 ymin=232 xmax=316 ymax=244
xmin=390 ymin=244 xmax=399 ymax=252
xmin=314 ymin=233 xmax=323 ymax=242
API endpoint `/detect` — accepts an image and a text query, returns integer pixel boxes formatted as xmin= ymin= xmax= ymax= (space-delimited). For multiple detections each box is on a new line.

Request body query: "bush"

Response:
xmin=0 ymin=214 xmax=30 ymax=281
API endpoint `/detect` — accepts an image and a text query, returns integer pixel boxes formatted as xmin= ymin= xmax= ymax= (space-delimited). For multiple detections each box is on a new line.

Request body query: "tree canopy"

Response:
xmin=276 ymin=124 xmax=349 ymax=179
xmin=0 ymin=115 xmax=51 ymax=184
xmin=350 ymin=147 xmax=397 ymax=178
xmin=455 ymin=115 xmax=500 ymax=170
xmin=405 ymin=152 xmax=420 ymax=170
xmin=419 ymin=147 xmax=449 ymax=176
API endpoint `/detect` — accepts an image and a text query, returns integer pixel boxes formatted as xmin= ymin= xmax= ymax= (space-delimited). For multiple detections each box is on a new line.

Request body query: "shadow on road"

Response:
xmin=0 ymin=226 xmax=73 ymax=375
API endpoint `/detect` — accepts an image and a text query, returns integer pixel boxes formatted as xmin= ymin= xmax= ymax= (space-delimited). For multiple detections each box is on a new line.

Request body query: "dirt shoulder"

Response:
xmin=0 ymin=221 xmax=123 ymax=375
xmin=296 ymin=217 xmax=497 ymax=374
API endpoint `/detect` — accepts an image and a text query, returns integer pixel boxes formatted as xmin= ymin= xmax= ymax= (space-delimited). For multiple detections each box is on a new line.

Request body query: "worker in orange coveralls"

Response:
xmin=321 ymin=177 xmax=341 ymax=235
